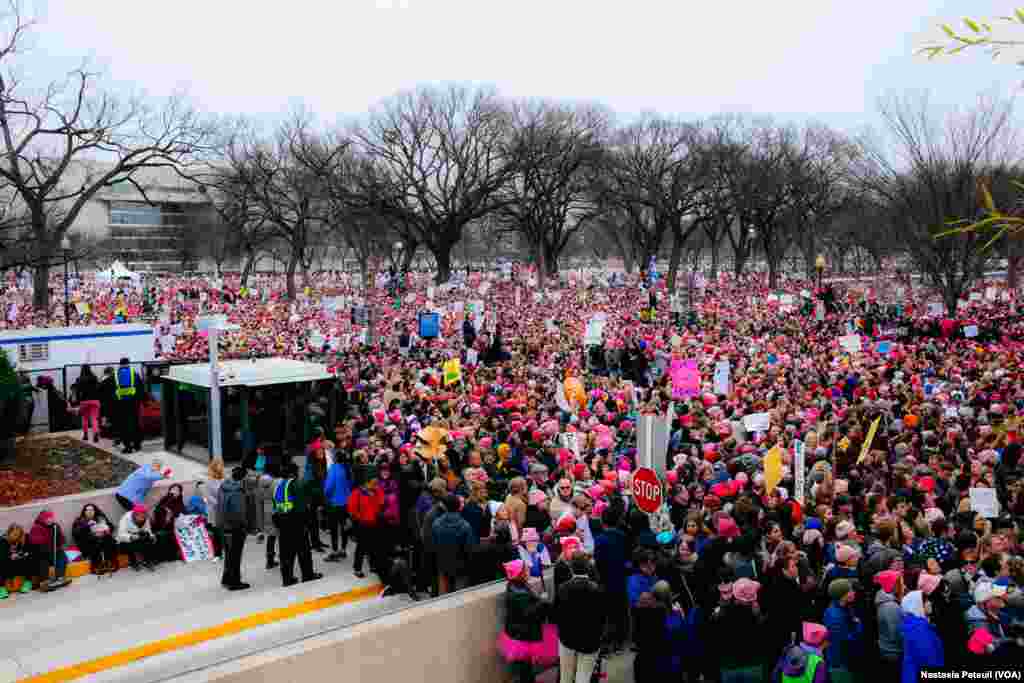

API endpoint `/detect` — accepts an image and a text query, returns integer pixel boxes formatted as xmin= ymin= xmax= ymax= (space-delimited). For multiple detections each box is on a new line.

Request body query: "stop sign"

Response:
xmin=632 ymin=467 xmax=662 ymax=514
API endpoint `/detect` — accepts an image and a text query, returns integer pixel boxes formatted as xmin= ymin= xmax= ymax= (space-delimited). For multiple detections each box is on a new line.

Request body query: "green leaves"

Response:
xmin=965 ymin=18 xmax=982 ymax=33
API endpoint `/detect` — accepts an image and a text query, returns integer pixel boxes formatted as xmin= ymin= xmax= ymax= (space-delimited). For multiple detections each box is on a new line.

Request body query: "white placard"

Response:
xmin=964 ymin=325 xmax=979 ymax=338
xmin=713 ymin=360 xmax=731 ymax=396
xmin=560 ymin=432 xmax=581 ymax=460
xmin=927 ymin=302 xmax=944 ymax=317
xmin=793 ymin=440 xmax=806 ymax=506
xmin=839 ymin=334 xmax=862 ymax=353
xmin=969 ymin=487 xmax=1000 ymax=518
xmin=742 ymin=412 xmax=771 ymax=433
xmin=466 ymin=349 xmax=478 ymax=366
xmin=174 ymin=514 xmax=215 ymax=563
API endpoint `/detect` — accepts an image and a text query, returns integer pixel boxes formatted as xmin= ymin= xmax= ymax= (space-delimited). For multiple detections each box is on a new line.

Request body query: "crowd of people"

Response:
xmin=2 ymin=262 xmax=1024 ymax=682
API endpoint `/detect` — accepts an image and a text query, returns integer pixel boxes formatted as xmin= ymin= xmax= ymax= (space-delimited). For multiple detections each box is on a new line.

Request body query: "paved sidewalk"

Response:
xmin=0 ymin=532 xmax=399 ymax=683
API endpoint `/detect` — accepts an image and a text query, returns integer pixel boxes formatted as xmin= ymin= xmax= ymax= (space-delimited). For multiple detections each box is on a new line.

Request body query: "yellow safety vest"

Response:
xmin=115 ymin=367 xmax=136 ymax=399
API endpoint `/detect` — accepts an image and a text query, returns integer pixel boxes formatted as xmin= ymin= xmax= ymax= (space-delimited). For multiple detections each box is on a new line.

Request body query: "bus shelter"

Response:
xmin=161 ymin=358 xmax=338 ymax=464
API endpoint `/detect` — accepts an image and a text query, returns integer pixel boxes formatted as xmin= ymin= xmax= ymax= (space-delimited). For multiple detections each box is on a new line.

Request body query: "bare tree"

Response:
xmin=210 ymin=114 xmax=337 ymax=299
xmin=855 ymin=93 xmax=1019 ymax=313
xmin=498 ymin=100 xmax=608 ymax=288
xmin=601 ymin=117 xmax=706 ymax=289
xmin=0 ymin=3 xmax=214 ymax=308
xmin=354 ymin=84 xmax=516 ymax=284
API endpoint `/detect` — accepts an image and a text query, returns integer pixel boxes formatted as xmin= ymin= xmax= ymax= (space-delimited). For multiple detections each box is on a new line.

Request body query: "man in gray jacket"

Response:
xmin=217 ymin=467 xmax=250 ymax=591
xmin=874 ymin=569 xmax=904 ymax=680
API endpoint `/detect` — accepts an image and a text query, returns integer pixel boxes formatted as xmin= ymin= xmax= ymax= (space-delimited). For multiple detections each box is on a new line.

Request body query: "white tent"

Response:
xmin=96 ymin=260 xmax=141 ymax=284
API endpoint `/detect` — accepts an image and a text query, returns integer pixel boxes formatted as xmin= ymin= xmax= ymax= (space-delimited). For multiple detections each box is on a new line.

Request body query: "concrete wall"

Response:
xmin=0 ymin=477 xmax=202 ymax=537
xmin=186 ymin=579 xmax=517 ymax=683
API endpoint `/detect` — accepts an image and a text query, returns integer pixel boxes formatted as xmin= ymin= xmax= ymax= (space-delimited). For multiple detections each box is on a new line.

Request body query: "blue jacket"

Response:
xmin=627 ymin=572 xmax=658 ymax=607
xmin=901 ymin=614 xmax=943 ymax=683
xmin=594 ymin=527 xmax=629 ymax=595
xmin=823 ymin=601 xmax=862 ymax=672
xmin=324 ymin=462 xmax=352 ymax=508
xmin=116 ymin=466 xmax=163 ymax=505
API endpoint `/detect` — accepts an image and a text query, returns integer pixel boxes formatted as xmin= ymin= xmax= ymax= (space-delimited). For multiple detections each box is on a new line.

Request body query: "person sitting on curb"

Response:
xmin=117 ymin=504 xmax=158 ymax=571
xmin=27 ymin=510 xmax=70 ymax=587
xmin=0 ymin=524 xmax=34 ymax=597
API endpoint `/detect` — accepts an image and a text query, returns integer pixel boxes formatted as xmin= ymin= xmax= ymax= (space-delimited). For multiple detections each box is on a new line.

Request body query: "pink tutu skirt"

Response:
xmin=497 ymin=623 xmax=559 ymax=668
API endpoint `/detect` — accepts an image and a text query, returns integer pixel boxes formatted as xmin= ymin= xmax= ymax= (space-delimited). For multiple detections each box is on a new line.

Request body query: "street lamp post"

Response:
xmin=815 ymin=254 xmax=826 ymax=290
xmin=61 ymin=236 xmax=71 ymax=326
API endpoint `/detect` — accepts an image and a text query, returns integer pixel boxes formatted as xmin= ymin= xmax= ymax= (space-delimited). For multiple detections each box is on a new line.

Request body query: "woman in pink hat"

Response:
xmin=496 ymin=559 xmax=557 ymax=683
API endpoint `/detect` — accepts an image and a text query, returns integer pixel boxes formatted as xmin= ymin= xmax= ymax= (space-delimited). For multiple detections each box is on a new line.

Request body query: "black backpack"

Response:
xmin=220 ymin=482 xmax=247 ymax=529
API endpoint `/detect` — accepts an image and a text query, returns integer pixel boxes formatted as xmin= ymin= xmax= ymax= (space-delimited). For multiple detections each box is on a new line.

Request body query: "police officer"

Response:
xmin=114 ymin=357 xmax=143 ymax=454
xmin=272 ymin=463 xmax=322 ymax=587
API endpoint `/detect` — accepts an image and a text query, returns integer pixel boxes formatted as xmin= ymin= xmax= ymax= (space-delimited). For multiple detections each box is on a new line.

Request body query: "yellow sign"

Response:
xmin=764 ymin=445 xmax=783 ymax=492
xmin=857 ymin=416 xmax=882 ymax=465
xmin=443 ymin=359 xmax=461 ymax=386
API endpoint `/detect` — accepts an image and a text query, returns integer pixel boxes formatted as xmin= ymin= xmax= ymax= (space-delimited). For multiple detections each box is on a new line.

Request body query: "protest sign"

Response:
xmin=671 ymin=359 xmax=700 ymax=400
xmin=743 ymin=412 xmax=771 ymax=433
xmin=839 ymin=334 xmax=862 ymax=353
xmin=969 ymin=488 xmax=1000 ymax=518
xmin=713 ymin=360 xmax=731 ymax=396
xmin=964 ymin=325 xmax=978 ymax=338
xmin=174 ymin=515 xmax=215 ymax=563
xmin=793 ymin=440 xmax=806 ymax=506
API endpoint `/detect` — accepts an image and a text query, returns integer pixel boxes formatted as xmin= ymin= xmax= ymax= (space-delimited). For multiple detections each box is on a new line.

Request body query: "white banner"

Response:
xmin=794 ymin=440 xmax=806 ymax=506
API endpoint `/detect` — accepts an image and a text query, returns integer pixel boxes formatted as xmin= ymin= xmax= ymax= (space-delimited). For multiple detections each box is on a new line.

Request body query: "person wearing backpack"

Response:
xmin=217 ymin=466 xmax=250 ymax=591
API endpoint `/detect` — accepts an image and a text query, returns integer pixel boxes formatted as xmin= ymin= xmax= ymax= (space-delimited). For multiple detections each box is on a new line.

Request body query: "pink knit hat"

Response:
xmin=802 ymin=622 xmax=828 ymax=647
xmin=503 ymin=560 xmax=525 ymax=580
xmin=917 ymin=573 xmax=942 ymax=596
xmin=732 ymin=578 xmax=761 ymax=604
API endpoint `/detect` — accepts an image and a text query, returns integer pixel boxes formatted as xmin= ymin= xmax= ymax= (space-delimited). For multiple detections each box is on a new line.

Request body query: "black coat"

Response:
xmin=504 ymin=583 xmax=548 ymax=642
xmin=555 ymin=575 xmax=607 ymax=654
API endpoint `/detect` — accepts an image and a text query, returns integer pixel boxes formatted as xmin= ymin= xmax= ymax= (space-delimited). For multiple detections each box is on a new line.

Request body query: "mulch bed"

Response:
xmin=0 ymin=436 xmax=137 ymax=507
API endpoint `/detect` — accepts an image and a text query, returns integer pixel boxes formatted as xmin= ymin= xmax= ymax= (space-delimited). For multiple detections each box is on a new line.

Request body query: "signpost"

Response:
xmin=197 ymin=315 xmax=239 ymax=460
xmin=632 ymin=467 xmax=662 ymax=514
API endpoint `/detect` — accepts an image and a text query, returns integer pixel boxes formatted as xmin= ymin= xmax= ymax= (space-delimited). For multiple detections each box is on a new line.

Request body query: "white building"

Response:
xmin=61 ymin=163 xmax=216 ymax=273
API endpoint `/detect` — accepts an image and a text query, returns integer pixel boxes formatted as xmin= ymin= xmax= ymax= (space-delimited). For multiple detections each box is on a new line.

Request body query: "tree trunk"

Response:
xmin=285 ymin=254 xmax=299 ymax=300
xmin=360 ymin=256 xmax=371 ymax=292
xmin=767 ymin=256 xmax=780 ymax=290
xmin=733 ymin=246 xmax=748 ymax=277
xmin=433 ymin=246 xmax=453 ymax=285
xmin=709 ymin=238 xmax=720 ymax=279
xmin=544 ymin=242 xmax=559 ymax=277
xmin=241 ymin=250 xmax=257 ymax=287
xmin=622 ymin=246 xmax=635 ymax=274
xmin=1008 ymin=233 xmax=1020 ymax=292
xmin=536 ymin=241 xmax=547 ymax=291
xmin=32 ymin=263 xmax=51 ymax=311
xmin=666 ymin=230 xmax=683 ymax=293
xmin=401 ymin=243 xmax=417 ymax=273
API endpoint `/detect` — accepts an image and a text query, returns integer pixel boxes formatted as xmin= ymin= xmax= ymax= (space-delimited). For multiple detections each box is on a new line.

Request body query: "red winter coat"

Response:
xmin=348 ymin=487 xmax=385 ymax=527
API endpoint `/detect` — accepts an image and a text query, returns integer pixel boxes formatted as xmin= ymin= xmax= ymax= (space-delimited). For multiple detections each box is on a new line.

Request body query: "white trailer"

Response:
xmin=0 ymin=324 xmax=155 ymax=430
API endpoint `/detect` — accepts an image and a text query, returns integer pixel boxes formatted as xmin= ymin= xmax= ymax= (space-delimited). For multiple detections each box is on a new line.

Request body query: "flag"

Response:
xmin=764 ymin=445 xmax=783 ymax=492
xmin=857 ymin=416 xmax=882 ymax=464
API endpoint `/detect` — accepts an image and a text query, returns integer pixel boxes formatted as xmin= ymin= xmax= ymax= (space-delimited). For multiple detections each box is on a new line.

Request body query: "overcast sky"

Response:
xmin=24 ymin=0 xmax=1024 ymax=133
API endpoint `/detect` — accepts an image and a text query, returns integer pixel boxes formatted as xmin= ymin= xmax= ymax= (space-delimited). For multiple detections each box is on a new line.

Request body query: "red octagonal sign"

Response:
xmin=632 ymin=467 xmax=662 ymax=514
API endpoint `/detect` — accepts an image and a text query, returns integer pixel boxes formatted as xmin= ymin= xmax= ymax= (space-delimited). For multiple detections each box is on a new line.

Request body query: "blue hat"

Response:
xmin=656 ymin=531 xmax=675 ymax=546
xmin=805 ymin=518 xmax=823 ymax=531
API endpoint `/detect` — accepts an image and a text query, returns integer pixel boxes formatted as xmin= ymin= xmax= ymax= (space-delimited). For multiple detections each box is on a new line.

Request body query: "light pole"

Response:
xmin=61 ymin=236 xmax=71 ymax=326
xmin=815 ymin=254 xmax=826 ymax=290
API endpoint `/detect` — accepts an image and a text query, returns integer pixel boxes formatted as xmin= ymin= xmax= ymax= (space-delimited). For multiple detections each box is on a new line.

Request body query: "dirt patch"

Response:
xmin=0 ymin=436 xmax=137 ymax=507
